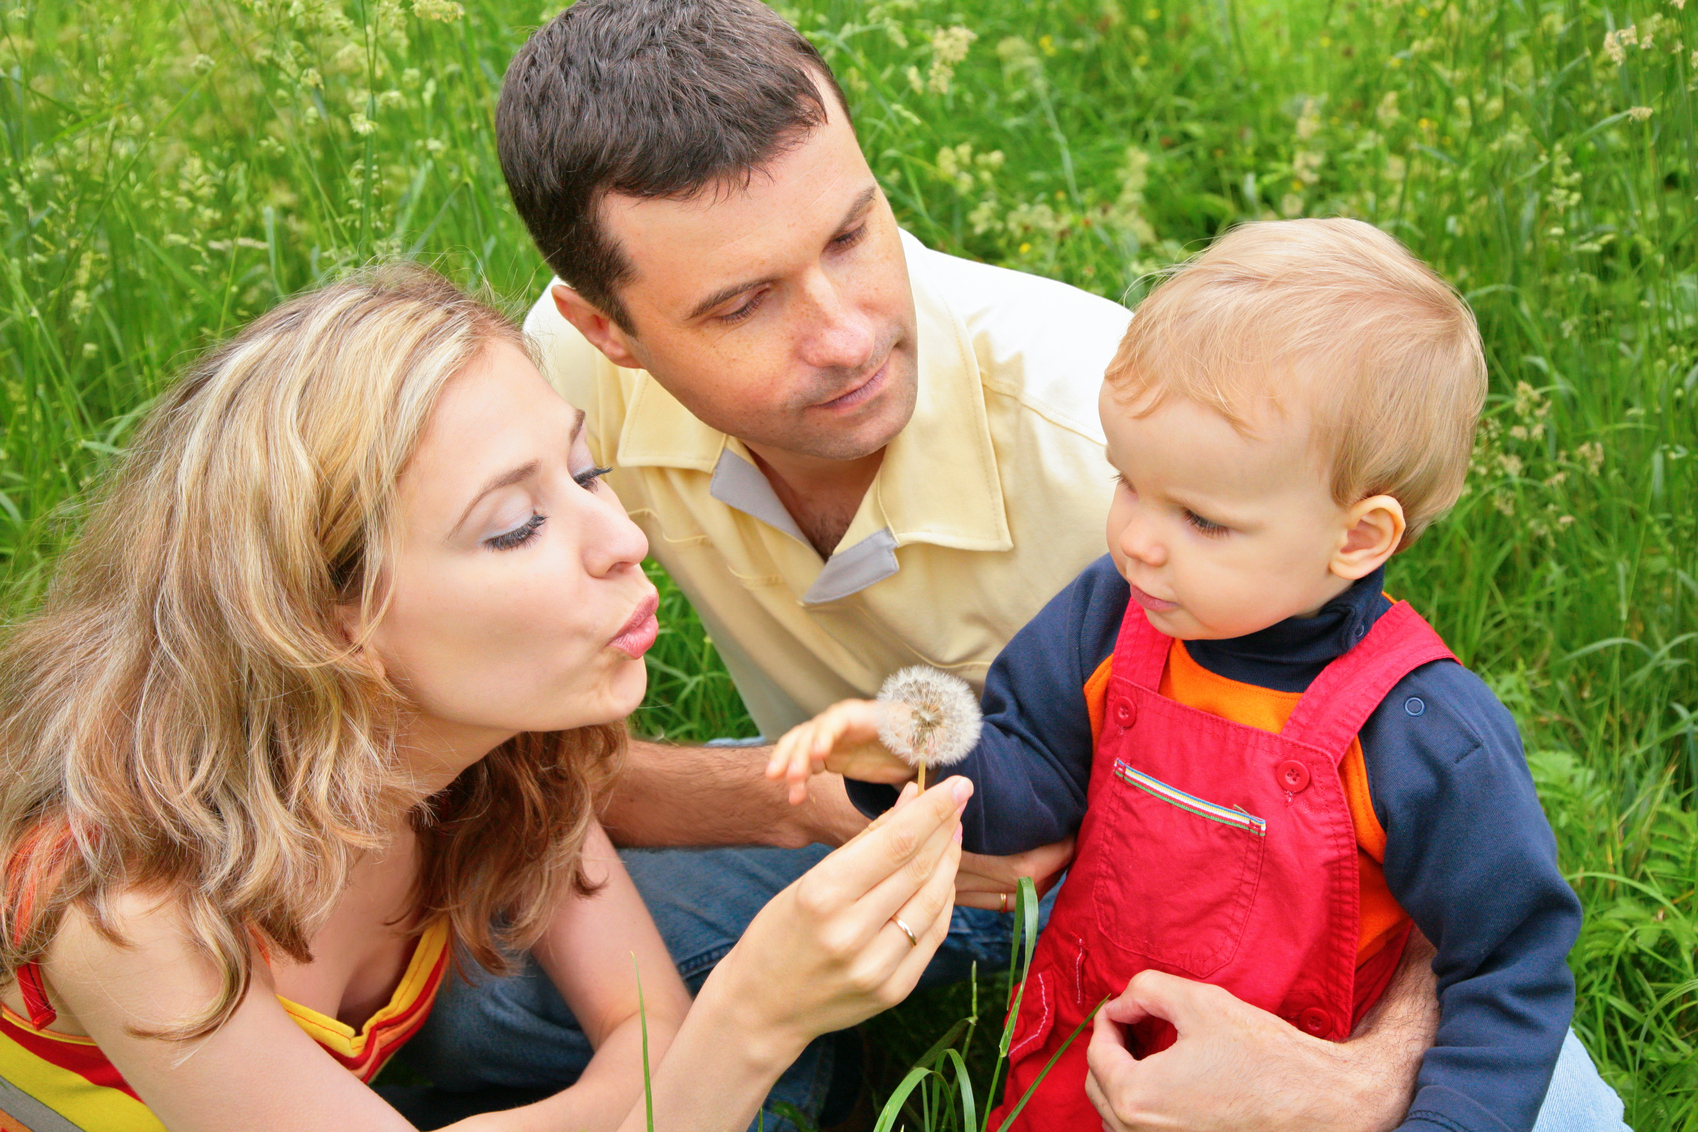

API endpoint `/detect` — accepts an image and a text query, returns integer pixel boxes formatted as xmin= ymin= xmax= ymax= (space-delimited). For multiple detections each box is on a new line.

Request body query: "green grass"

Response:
xmin=3 ymin=0 xmax=1695 ymax=1125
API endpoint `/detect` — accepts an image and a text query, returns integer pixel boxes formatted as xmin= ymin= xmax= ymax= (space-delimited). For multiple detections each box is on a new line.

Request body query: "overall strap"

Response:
xmin=1280 ymin=602 xmax=1456 ymax=754
xmin=1110 ymin=597 xmax=1173 ymax=690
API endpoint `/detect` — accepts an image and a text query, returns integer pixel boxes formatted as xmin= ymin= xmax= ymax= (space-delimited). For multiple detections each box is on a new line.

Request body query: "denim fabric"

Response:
xmin=400 ymin=846 xmax=1628 ymax=1131
xmin=1531 ymin=1029 xmax=1633 ymax=1131
xmin=399 ymin=843 xmax=1035 ymax=1131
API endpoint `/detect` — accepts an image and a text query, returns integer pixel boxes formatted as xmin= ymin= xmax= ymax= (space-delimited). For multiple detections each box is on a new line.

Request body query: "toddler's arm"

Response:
xmin=766 ymin=700 xmax=916 ymax=804
xmin=1366 ymin=661 xmax=1582 ymax=1132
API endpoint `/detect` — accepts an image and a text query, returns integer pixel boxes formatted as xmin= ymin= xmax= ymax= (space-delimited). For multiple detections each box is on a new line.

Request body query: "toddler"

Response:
xmin=769 ymin=218 xmax=1582 ymax=1132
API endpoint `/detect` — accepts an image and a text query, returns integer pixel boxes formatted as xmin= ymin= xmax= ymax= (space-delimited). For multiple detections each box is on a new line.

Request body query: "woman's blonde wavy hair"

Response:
xmin=0 ymin=264 xmax=623 ymax=1039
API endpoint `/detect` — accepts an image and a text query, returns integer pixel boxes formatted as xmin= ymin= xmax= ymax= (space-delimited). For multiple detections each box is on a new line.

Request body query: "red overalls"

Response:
xmin=990 ymin=598 xmax=1455 ymax=1131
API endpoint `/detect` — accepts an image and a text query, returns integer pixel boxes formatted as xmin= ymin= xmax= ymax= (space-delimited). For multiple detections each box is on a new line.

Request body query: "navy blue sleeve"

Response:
xmin=1360 ymin=662 xmax=1583 ymax=1132
xmin=844 ymin=555 xmax=1128 ymax=854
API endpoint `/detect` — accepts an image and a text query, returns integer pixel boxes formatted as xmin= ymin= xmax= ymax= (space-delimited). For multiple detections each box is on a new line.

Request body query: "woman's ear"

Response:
xmin=333 ymin=603 xmax=387 ymax=682
xmin=1330 ymin=495 xmax=1406 ymax=580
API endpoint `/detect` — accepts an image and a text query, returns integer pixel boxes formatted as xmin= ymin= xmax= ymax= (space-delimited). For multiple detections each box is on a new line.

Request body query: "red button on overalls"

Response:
xmin=1298 ymin=1006 xmax=1332 ymax=1035
xmin=989 ymin=600 xmax=1456 ymax=1132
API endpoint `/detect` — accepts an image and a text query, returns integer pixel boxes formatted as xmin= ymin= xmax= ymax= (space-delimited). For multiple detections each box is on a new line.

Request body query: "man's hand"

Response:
xmin=952 ymin=837 xmax=1073 ymax=912
xmin=1085 ymin=934 xmax=1438 ymax=1132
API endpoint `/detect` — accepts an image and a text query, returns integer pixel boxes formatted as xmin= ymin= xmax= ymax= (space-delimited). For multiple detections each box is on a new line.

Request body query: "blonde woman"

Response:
xmin=0 ymin=265 xmax=968 ymax=1132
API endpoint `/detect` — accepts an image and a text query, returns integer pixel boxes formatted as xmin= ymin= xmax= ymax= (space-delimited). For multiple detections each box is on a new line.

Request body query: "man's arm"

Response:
xmin=1085 ymin=933 xmax=1438 ymax=1132
xmin=599 ymin=738 xmax=1076 ymax=911
xmin=598 ymin=738 xmax=864 ymax=849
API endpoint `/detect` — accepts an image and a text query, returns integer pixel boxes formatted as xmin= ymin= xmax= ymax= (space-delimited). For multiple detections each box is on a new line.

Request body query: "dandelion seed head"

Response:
xmin=876 ymin=667 xmax=981 ymax=769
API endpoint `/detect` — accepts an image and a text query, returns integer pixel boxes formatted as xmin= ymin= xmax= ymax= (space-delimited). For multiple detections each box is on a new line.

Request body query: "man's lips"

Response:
xmin=610 ymin=590 xmax=660 ymax=658
xmin=819 ymin=355 xmax=889 ymax=412
xmin=1126 ymin=581 xmax=1179 ymax=613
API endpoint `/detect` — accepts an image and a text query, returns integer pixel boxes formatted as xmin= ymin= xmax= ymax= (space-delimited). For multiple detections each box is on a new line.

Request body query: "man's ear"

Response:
xmin=1330 ymin=495 xmax=1406 ymax=581
xmin=553 ymin=283 xmax=642 ymax=370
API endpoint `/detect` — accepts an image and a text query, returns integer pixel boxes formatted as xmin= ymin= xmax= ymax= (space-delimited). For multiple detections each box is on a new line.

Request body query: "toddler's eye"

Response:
xmin=1184 ymin=510 xmax=1230 ymax=538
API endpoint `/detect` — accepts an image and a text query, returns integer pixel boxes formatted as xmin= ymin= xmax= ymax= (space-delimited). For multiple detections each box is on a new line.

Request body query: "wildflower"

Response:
xmin=1376 ymin=90 xmax=1400 ymax=127
xmin=1628 ymin=105 xmax=1654 ymax=120
xmin=1293 ymin=150 xmax=1324 ymax=185
xmin=1295 ymin=97 xmax=1322 ymax=140
xmin=1602 ymin=27 xmax=1633 ymax=64
xmin=349 ymin=112 xmax=376 ymax=136
xmin=926 ymin=25 xmax=978 ymax=94
xmin=191 ymin=54 xmax=215 ymax=75
xmin=876 ymin=667 xmax=982 ymax=787
xmin=1281 ymin=192 xmax=1305 ymax=218
xmin=413 ymin=0 xmax=465 ymax=20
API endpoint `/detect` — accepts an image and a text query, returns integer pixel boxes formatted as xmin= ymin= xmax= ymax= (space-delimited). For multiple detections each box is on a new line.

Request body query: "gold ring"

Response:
xmin=999 ymin=891 xmax=1009 ymax=914
xmin=892 ymin=916 xmax=919 ymax=947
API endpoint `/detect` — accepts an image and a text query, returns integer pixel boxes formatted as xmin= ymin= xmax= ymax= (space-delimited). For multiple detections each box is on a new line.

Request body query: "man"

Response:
xmin=403 ymin=2 xmax=1630 ymax=1129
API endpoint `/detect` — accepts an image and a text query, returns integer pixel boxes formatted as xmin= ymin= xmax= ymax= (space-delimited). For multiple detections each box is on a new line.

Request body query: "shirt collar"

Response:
xmin=613 ymin=230 xmax=1011 ymax=555
xmin=1184 ymin=566 xmax=1392 ymax=693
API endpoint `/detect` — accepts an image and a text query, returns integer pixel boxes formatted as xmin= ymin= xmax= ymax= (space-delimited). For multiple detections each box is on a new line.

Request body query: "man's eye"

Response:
xmin=486 ymin=513 xmax=544 ymax=551
xmin=718 ymin=293 xmax=763 ymax=324
xmin=830 ymin=224 xmax=867 ymax=249
xmin=1184 ymin=510 xmax=1230 ymax=538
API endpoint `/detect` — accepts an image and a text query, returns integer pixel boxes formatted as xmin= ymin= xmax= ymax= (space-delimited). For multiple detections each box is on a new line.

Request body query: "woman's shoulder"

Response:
xmin=36 ymin=885 xmax=271 ymax=1039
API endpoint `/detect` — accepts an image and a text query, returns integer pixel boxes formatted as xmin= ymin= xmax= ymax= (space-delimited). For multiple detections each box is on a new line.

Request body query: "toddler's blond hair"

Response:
xmin=1105 ymin=218 xmax=1486 ymax=547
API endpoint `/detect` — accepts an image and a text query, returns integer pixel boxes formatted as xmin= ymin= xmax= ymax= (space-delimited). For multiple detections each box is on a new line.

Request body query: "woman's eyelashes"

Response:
xmin=486 ymin=513 xmax=545 ymax=551
xmin=485 ymin=466 xmax=611 ymax=550
xmin=574 ymin=464 xmax=612 ymax=490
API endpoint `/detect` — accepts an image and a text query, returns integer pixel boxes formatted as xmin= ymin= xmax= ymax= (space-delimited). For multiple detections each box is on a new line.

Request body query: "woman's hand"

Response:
xmin=765 ymin=699 xmax=916 ymax=804
xmin=618 ymin=776 xmax=971 ymax=1132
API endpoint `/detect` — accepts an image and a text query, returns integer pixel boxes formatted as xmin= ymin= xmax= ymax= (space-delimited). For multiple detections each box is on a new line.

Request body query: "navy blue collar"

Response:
xmin=1183 ymin=566 xmax=1392 ymax=693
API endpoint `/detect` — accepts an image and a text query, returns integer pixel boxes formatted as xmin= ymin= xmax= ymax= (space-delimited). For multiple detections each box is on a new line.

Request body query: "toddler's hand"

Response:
xmin=766 ymin=700 xmax=917 ymax=804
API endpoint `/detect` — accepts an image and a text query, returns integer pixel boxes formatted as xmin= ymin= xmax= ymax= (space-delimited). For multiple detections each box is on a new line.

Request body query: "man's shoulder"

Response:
xmin=902 ymin=231 xmax=1130 ymax=437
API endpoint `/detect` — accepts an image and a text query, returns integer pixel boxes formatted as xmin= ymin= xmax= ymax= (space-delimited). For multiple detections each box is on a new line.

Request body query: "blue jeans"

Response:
xmin=399 ymin=845 xmax=1026 ymax=1131
xmin=401 ymin=845 xmax=1629 ymax=1131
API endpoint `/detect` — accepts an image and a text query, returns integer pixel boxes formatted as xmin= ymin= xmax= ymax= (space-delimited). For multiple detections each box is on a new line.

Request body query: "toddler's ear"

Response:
xmin=1331 ymin=495 xmax=1405 ymax=580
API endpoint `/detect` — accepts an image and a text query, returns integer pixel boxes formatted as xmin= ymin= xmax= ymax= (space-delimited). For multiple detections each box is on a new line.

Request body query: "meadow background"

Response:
xmin=2 ymin=0 xmax=1694 ymax=1125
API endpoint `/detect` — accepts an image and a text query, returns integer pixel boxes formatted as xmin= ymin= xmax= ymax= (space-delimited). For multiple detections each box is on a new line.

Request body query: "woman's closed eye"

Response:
xmin=574 ymin=464 xmax=612 ymax=490
xmin=486 ymin=513 xmax=545 ymax=551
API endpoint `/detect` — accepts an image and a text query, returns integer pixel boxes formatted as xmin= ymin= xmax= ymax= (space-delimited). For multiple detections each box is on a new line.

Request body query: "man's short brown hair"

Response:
xmin=1105 ymin=218 xmax=1487 ymax=548
xmin=497 ymin=0 xmax=847 ymax=333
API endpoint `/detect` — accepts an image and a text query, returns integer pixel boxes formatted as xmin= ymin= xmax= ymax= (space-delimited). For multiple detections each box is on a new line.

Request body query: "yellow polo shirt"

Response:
xmin=523 ymin=231 xmax=1131 ymax=736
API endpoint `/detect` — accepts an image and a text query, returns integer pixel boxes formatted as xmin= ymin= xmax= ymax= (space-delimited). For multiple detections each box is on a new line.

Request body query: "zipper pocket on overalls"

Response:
xmin=1112 ymin=761 xmax=1267 ymax=837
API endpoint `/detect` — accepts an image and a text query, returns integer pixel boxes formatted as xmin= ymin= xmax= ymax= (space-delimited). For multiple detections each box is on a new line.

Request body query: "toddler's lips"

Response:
xmin=1127 ymin=582 xmax=1179 ymax=614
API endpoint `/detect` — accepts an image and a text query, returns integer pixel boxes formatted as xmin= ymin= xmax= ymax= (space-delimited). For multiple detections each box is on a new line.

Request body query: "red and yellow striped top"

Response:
xmin=0 ymin=916 xmax=450 ymax=1132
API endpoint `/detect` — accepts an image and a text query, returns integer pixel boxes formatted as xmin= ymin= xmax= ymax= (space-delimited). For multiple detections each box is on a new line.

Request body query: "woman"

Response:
xmin=0 ymin=265 xmax=968 ymax=1132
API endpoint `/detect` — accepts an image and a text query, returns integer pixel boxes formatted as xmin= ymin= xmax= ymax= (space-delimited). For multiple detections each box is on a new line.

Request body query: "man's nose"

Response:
xmin=796 ymin=268 xmax=876 ymax=371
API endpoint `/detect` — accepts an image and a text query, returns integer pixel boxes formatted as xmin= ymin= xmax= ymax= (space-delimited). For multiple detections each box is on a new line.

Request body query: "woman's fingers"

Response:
xmin=797 ymin=777 xmax=969 ymax=923
xmin=835 ymin=814 xmax=963 ymax=1015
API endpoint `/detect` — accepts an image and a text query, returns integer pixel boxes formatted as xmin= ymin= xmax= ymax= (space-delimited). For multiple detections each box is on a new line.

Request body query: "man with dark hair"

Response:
xmin=399 ymin=2 xmax=1630 ymax=1130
